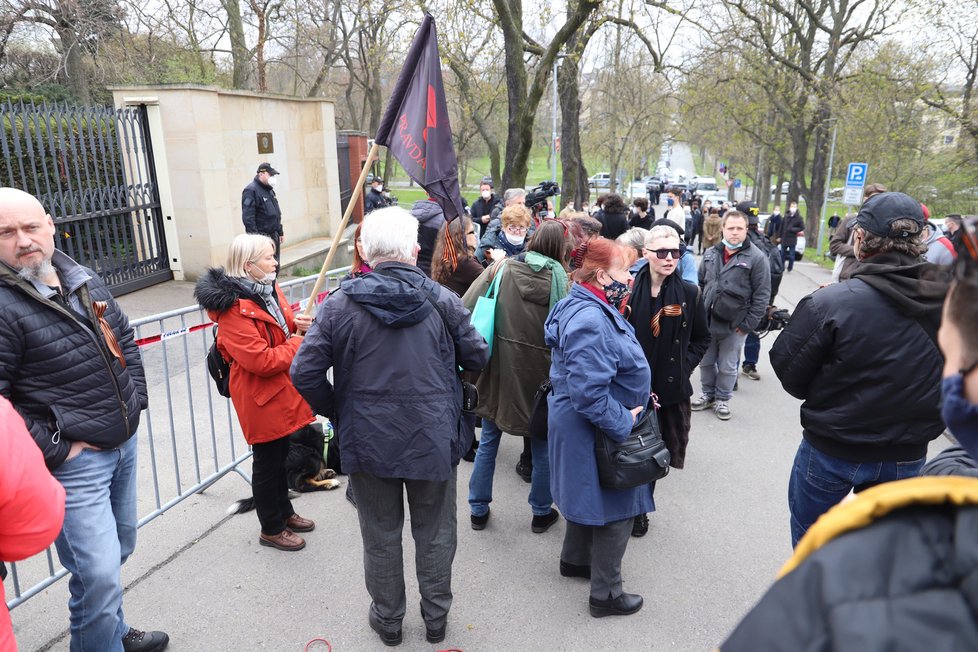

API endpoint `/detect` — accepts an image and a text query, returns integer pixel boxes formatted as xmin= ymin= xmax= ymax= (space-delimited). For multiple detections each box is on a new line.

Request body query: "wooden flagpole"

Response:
xmin=301 ymin=141 xmax=382 ymax=318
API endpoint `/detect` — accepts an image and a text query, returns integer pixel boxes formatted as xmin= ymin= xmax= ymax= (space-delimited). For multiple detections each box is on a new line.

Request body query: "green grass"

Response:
xmin=803 ymin=248 xmax=835 ymax=271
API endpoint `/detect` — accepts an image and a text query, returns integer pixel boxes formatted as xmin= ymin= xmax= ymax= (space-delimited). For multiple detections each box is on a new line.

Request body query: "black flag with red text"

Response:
xmin=374 ymin=14 xmax=465 ymax=265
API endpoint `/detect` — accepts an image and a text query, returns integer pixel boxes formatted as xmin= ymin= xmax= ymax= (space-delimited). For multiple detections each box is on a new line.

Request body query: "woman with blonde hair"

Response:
xmin=194 ymin=233 xmax=316 ymax=551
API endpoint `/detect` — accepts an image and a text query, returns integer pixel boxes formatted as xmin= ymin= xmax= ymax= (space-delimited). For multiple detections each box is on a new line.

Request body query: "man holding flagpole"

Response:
xmin=291 ymin=14 xmax=488 ymax=648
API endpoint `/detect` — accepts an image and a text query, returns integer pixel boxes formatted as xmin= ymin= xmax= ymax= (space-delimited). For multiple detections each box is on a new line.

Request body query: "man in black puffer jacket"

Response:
xmin=771 ymin=192 xmax=951 ymax=547
xmin=0 ymin=188 xmax=167 ymax=651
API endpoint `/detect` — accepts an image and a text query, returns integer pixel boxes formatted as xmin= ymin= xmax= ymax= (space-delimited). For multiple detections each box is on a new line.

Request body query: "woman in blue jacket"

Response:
xmin=544 ymin=237 xmax=652 ymax=618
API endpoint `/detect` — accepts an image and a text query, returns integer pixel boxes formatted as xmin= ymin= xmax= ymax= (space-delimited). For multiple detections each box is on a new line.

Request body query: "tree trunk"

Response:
xmin=251 ymin=0 xmax=267 ymax=92
xmin=558 ymin=52 xmax=588 ymax=210
xmin=222 ymin=0 xmax=250 ymax=89
xmin=757 ymin=147 xmax=770 ymax=212
xmin=57 ymin=29 xmax=91 ymax=104
xmin=807 ymin=107 xmax=832 ymax=237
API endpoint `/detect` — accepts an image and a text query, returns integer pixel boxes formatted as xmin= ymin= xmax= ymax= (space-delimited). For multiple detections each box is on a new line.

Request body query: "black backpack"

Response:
xmin=206 ymin=325 xmax=232 ymax=398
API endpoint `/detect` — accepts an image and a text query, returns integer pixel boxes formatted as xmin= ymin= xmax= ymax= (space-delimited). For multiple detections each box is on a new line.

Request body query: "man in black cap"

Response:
xmin=242 ymin=162 xmax=284 ymax=261
xmin=770 ymin=192 xmax=950 ymax=547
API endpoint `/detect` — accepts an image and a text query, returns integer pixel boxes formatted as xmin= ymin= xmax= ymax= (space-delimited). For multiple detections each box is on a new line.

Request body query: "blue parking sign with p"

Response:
xmin=846 ymin=163 xmax=868 ymax=187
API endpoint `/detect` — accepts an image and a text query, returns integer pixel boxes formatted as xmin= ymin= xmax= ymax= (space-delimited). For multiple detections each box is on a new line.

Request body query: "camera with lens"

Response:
xmin=756 ymin=305 xmax=790 ymax=337
xmin=525 ymin=180 xmax=560 ymax=217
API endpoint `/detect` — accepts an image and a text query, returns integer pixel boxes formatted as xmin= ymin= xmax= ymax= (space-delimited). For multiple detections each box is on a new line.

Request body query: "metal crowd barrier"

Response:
xmin=5 ymin=267 xmax=350 ymax=610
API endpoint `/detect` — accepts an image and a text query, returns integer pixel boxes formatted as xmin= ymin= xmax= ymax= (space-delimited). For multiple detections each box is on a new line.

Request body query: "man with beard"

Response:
xmin=0 ymin=188 xmax=167 ymax=651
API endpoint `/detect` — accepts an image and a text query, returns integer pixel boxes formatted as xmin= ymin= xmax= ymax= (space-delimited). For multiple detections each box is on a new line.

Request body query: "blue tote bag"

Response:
xmin=469 ymin=265 xmax=504 ymax=355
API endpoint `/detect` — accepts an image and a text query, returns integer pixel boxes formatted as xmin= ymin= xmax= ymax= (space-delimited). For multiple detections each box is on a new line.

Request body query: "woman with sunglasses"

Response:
xmin=626 ymin=224 xmax=710 ymax=537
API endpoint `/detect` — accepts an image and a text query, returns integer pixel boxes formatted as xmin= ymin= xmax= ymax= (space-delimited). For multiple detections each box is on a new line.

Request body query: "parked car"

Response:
xmin=645 ymin=175 xmax=664 ymax=195
xmin=770 ymin=182 xmax=790 ymax=197
xmin=666 ymin=182 xmax=689 ymax=195
xmin=690 ymin=176 xmax=719 ymax=194
xmin=588 ymin=172 xmax=626 ymax=190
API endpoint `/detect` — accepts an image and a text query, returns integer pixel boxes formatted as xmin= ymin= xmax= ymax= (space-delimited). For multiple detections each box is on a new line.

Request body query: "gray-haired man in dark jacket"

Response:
xmin=291 ymin=206 xmax=488 ymax=648
xmin=0 ymin=188 xmax=167 ymax=651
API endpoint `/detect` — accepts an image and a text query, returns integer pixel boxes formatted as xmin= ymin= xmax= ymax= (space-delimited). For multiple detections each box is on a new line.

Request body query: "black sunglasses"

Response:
xmin=644 ymin=247 xmax=684 ymax=260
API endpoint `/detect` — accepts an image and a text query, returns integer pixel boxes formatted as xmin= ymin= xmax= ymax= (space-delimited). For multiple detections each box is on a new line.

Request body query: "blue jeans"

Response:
xmin=781 ymin=243 xmax=796 ymax=271
xmin=53 ymin=435 xmax=138 ymax=652
xmin=469 ymin=420 xmax=553 ymax=517
xmin=788 ymin=439 xmax=925 ymax=547
xmin=743 ymin=331 xmax=760 ymax=367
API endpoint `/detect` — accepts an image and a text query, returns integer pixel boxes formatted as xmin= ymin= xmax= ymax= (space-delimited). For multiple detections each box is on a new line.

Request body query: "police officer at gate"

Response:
xmin=242 ymin=162 xmax=284 ymax=261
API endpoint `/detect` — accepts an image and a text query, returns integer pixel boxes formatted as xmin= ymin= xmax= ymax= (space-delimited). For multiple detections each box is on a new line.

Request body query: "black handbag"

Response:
xmin=528 ymin=378 xmax=552 ymax=439
xmin=594 ymin=411 xmax=671 ymax=490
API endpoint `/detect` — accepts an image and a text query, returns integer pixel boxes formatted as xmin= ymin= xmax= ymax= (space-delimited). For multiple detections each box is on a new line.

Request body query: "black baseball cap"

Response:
xmin=735 ymin=201 xmax=760 ymax=225
xmin=855 ymin=192 xmax=923 ymax=238
xmin=257 ymin=162 xmax=279 ymax=175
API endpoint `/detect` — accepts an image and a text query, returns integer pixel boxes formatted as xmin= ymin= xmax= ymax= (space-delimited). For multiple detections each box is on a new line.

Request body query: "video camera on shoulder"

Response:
xmin=525 ymin=180 xmax=560 ymax=217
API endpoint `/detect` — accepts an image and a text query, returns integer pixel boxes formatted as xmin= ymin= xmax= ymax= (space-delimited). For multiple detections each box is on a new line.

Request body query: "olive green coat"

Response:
xmin=462 ymin=259 xmax=556 ymax=437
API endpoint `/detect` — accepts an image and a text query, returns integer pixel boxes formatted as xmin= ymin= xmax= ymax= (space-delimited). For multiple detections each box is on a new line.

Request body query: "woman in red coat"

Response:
xmin=1 ymin=396 xmax=66 ymax=651
xmin=194 ymin=234 xmax=315 ymax=552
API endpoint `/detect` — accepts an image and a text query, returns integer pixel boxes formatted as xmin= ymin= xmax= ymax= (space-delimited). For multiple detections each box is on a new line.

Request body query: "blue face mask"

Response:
xmin=942 ymin=370 xmax=978 ymax=441
xmin=722 ymin=238 xmax=743 ymax=250
xmin=667 ymin=198 xmax=675 ymax=207
xmin=604 ymin=279 xmax=631 ymax=310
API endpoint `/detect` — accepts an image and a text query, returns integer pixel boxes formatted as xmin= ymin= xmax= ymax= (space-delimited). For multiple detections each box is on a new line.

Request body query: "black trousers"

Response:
xmin=252 ymin=436 xmax=294 ymax=535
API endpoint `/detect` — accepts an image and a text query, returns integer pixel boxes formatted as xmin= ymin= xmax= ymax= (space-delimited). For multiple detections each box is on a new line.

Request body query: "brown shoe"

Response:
xmin=286 ymin=513 xmax=315 ymax=533
xmin=259 ymin=529 xmax=306 ymax=551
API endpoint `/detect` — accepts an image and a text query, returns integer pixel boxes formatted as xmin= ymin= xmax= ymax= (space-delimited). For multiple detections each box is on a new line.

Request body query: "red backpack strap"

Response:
xmin=938 ymin=237 xmax=958 ymax=259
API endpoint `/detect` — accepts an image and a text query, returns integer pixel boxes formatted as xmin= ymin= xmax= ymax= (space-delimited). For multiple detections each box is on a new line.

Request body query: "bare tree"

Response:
xmin=726 ymin=0 xmax=904 ymax=234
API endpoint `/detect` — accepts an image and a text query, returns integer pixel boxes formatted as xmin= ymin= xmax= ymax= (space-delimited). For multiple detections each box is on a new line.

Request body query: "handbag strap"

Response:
xmin=484 ymin=260 xmax=505 ymax=299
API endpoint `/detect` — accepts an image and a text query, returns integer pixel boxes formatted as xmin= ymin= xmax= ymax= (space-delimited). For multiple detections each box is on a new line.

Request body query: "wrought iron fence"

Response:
xmin=0 ymin=100 xmax=171 ymax=294
xmin=5 ymin=268 xmax=349 ymax=611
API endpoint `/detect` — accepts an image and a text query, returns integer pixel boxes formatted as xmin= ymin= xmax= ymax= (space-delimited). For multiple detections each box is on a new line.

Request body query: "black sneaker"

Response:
xmin=631 ymin=513 xmax=649 ymax=538
xmin=515 ymin=460 xmax=532 ymax=483
xmin=471 ymin=508 xmax=490 ymax=530
xmin=122 ymin=627 xmax=169 ymax=652
xmin=742 ymin=364 xmax=761 ymax=380
xmin=531 ymin=508 xmax=560 ymax=534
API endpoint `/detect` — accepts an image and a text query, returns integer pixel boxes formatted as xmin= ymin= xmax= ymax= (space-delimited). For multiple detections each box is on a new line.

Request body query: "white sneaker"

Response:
xmin=691 ymin=394 xmax=715 ymax=411
xmin=714 ymin=400 xmax=731 ymax=420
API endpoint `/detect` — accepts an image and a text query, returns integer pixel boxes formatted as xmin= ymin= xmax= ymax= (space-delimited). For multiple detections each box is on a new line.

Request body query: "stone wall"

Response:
xmin=110 ymin=85 xmax=342 ymax=280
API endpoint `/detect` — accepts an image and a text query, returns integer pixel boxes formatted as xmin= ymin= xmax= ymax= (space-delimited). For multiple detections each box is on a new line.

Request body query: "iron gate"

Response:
xmin=0 ymin=100 xmax=172 ymax=294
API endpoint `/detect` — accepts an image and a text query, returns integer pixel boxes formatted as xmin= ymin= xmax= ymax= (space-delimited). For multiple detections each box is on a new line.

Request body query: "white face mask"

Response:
xmin=504 ymin=232 xmax=526 ymax=246
xmin=375 ymin=184 xmax=383 ymax=193
xmin=267 ymin=176 xmax=278 ymax=187
xmin=253 ymin=270 xmax=276 ymax=285
xmin=481 ymin=190 xmax=491 ymax=199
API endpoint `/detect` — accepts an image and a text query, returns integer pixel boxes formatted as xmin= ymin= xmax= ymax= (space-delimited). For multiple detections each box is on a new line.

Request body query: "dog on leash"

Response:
xmin=228 ymin=423 xmax=340 ymax=515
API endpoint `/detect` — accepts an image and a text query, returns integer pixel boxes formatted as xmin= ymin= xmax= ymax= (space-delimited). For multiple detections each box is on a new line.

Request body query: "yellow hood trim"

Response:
xmin=780 ymin=476 xmax=978 ymax=578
